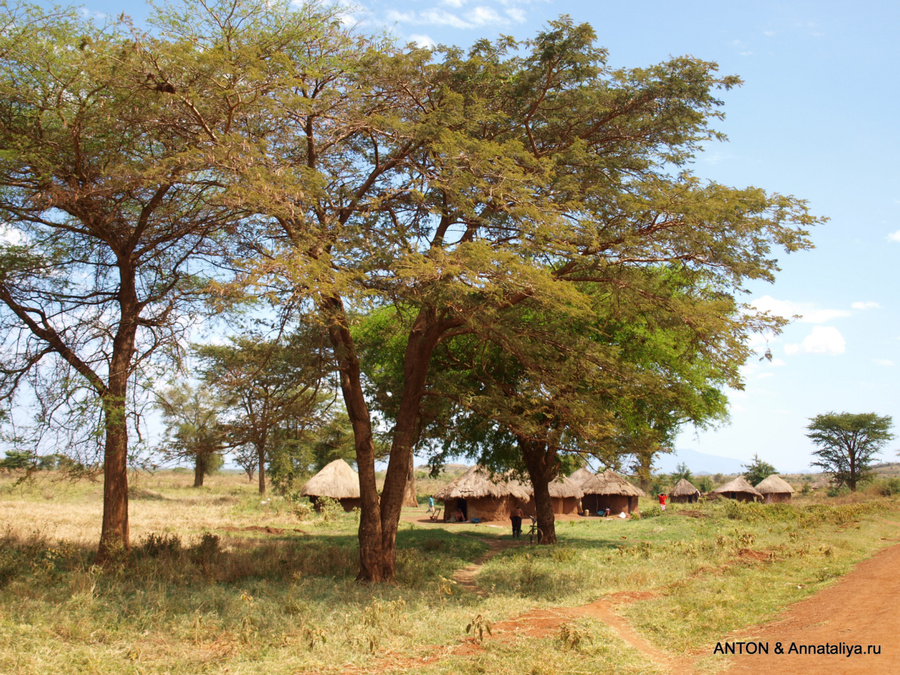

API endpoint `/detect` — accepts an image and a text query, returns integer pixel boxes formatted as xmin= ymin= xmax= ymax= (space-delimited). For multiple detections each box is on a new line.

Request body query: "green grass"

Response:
xmin=1 ymin=471 xmax=899 ymax=674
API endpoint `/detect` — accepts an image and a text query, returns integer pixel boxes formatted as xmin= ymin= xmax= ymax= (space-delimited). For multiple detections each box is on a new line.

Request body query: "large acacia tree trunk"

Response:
xmin=194 ymin=459 xmax=205 ymax=487
xmin=403 ymin=462 xmax=419 ymax=507
xmin=519 ymin=437 xmax=558 ymax=545
xmin=323 ymin=297 xmax=387 ymax=581
xmin=376 ymin=308 xmax=445 ymax=578
xmin=257 ymin=445 xmax=266 ymax=495
xmin=96 ymin=272 xmax=139 ymax=565
xmin=324 ymin=298 xmax=449 ymax=582
xmin=98 ymin=387 xmax=130 ymax=563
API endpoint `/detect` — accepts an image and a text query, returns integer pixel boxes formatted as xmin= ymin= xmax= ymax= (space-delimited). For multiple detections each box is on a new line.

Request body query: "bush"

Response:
xmin=868 ymin=477 xmax=900 ymax=497
xmin=141 ymin=532 xmax=182 ymax=559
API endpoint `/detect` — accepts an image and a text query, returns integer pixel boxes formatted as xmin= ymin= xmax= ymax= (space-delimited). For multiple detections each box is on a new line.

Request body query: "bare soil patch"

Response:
xmin=719 ymin=536 xmax=900 ymax=674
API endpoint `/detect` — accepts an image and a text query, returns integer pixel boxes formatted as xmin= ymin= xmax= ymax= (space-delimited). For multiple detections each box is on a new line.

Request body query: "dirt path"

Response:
xmin=451 ymin=533 xmax=519 ymax=596
xmin=351 ymin=518 xmax=900 ymax=674
xmin=718 ymin=535 xmax=900 ymax=674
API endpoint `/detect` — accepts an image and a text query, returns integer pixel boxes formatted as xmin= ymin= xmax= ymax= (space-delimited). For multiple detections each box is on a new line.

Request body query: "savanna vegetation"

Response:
xmin=2 ymin=470 xmax=899 ymax=674
xmin=0 ymin=0 xmax=824 ymax=581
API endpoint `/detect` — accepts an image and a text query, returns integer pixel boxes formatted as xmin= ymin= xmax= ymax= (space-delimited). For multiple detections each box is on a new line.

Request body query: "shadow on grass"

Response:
xmin=0 ymin=525 xmax=491 ymax=592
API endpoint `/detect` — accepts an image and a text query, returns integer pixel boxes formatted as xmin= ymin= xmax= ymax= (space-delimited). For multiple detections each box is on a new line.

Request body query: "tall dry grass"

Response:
xmin=1 ymin=470 xmax=899 ymax=674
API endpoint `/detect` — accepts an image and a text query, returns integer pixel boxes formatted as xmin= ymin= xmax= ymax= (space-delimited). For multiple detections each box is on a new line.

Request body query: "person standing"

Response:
xmin=510 ymin=505 xmax=524 ymax=538
xmin=658 ymin=493 xmax=668 ymax=511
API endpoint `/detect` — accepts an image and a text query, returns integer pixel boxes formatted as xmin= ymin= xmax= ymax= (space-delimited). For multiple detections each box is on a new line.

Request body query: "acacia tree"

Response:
xmin=808 ymin=412 xmax=894 ymax=491
xmin=157 ymin=1 xmax=819 ymax=580
xmin=155 ymin=383 xmax=224 ymax=487
xmin=742 ymin=454 xmax=777 ymax=487
xmin=194 ymin=329 xmax=330 ymax=495
xmin=0 ymin=3 xmax=272 ymax=561
xmin=414 ymin=272 xmax=740 ymax=544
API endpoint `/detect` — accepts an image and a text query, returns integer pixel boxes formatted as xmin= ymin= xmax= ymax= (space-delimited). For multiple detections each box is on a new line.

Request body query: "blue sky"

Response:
xmin=80 ymin=0 xmax=899 ymax=473
xmin=349 ymin=0 xmax=900 ymax=473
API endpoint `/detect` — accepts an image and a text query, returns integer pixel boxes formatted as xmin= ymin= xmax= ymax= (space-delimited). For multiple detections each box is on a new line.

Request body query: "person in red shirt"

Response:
xmin=658 ymin=493 xmax=668 ymax=511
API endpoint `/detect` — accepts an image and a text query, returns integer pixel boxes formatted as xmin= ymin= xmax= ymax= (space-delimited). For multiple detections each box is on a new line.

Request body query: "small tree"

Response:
xmin=807 ymin=413 xmax=894 ymax=491
xmin=671 ymin=463 xmax=693 ymax=483
xmin=742 ymin=454 xmax=777 ymax=487
xmin=155 ymin=383 xmax=225 ymax=488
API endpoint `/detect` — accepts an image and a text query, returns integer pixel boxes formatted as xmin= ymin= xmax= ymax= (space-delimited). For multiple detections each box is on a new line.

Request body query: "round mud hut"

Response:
xmin=526 ymin=475 xmax=584 ymax=515
xmin=712 ymin=476 xmax=762 ymax=503
xmin=580 ymin=469 xmax=646 ymax=516
xmin=301 ymin=458 xmax=361 ymax=511
xmin=669 ymin=478 xmax=701 ymax=504
xmin=755 ymin=474 xmax=795 ymax=503
xmin=433 ymin=465 xmax=530 ymax=522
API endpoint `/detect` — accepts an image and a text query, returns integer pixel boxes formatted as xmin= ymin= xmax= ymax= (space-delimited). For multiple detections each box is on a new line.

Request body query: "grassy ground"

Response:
xmin=1 ymin=471 xmax=898 ymax=674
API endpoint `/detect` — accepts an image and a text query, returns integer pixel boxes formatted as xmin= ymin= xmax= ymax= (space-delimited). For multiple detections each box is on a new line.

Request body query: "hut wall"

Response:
xmin=582 ymin=493 xmax=636 ymax=516
xmin=670 ymin=494 xmax=699 ymax=504
xmin=723 ymin=491 xmax=758 ymax=503
xmin=442 ymin=496 xmax=521 ymax=522
xmin=310 ymin=496 xmax=361 ymax=512
xmin=551 ymin=496 xmax=579 ymax=515
xmin=763 ymin=493 xmax=792 ymax=504
xmin=338 ymin=498 xmax=361 ymax=512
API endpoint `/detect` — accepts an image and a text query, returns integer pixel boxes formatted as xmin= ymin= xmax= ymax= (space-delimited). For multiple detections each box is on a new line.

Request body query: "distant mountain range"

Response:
xmin=654 ymin=448 xmax=746 ymax=476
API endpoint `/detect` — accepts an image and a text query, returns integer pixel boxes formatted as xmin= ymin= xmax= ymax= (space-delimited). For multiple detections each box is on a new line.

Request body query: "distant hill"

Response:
xmin=654 ymin=448 xmax=745 ymax=476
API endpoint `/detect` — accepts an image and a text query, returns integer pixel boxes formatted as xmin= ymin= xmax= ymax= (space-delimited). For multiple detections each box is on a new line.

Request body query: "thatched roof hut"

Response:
xmin=301 ymin=459 xmax=361 ymax=511
xmin=568 ymin=467 xmax=595 ymax=488
xmin=581 ymin=469 xmax=646 ymax=516
xmin=712 ymin=476 xmax=762 ymax=503
xmin=524 ymin=475 xmax=584 ymax=515
xmin=755 ymin=474 xmax=795 ymax=503
xmin=433 ymin=465 xmax=530 ymax=522
xmin=669 ymin=478 xmax=701 ymax=503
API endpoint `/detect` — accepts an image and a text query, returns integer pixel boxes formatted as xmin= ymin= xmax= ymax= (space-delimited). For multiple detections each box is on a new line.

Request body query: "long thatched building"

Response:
xmin=301 ymin=458 xmax=361 ymax=511
xmin=580 ymin=469 xmax=645 ymax=516
xmin=669 ymin=478 xmax=701 ymax=504
xmin=755 ymin=474 xmax=795 ymax=503
xmin=433 ymin=465 xmax=530 ymax=522
xmin=712 ymin=476 xmax=762 ymax=503
xmin=526 ymin=475 xmax=584 ymax=515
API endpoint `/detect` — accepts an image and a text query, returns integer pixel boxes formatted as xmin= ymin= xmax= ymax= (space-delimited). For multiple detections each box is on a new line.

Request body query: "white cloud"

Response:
xmin=467 ymin=6 xmax=503 ymax=25
xmin=888 ymin=230 xmax=900 ymax=243
xmin=751 ymin=295 xmax=851 ymax=323
xmin=505 ymin=7 xmax=526 ymax=22
xmin=386 ymin=2 xmax=526 ymax=29
xmin=873 ymin=359 xmax=894 ymax=367
xmin=409 ymin=33 xmax=437 ymax=48
xmin=784 ymin=326 xmax=846 ymax=356
xmin=851 ymin=301 xmax=880 ymax=310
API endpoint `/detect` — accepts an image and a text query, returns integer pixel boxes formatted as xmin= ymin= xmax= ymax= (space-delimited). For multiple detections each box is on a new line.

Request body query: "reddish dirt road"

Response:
xmin=720 ymin=537 xmax=900 ymax=674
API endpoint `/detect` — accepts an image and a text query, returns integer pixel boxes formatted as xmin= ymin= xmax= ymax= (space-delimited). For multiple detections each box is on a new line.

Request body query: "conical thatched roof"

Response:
xmin=523 ymin=474 xmax=584 ymax=499
xmin=670 ymin=478 xmax=701 ymax=497
xmin=301 ymin=459 xmax=360 ymax=499
xmin=433 ymin=465 xmax=530 ymax=501
xmin=581 ymin=469 xmax=646 ymax=497
xmin=568 ymin=467 xmax=595 ymax=487
xmin=713 ymin=476 xmax=762 ymax=497
xmin=755 ymin=474 xmax=795 ymax=495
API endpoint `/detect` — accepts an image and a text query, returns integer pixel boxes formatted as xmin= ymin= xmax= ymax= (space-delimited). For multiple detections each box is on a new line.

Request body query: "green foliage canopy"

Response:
xmin=808 ymin=412 xmax=894 ymax=491
xmin=742 ymin=454 xmax=777 ymax=487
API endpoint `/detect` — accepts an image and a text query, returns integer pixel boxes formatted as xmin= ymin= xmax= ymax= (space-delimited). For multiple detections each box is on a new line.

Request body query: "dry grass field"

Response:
xmin=2 ymin=470 xmax=899 ymax=674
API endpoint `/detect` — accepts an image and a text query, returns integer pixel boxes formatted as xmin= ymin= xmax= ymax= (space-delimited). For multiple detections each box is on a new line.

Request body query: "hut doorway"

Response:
xmin=458 ymin=498 xmax=468 ymax=521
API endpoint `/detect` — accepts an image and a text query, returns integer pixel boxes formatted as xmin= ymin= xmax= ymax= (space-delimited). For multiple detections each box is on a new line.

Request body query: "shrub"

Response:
xmin=140 ymin=532 xmax=182 ymax=559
